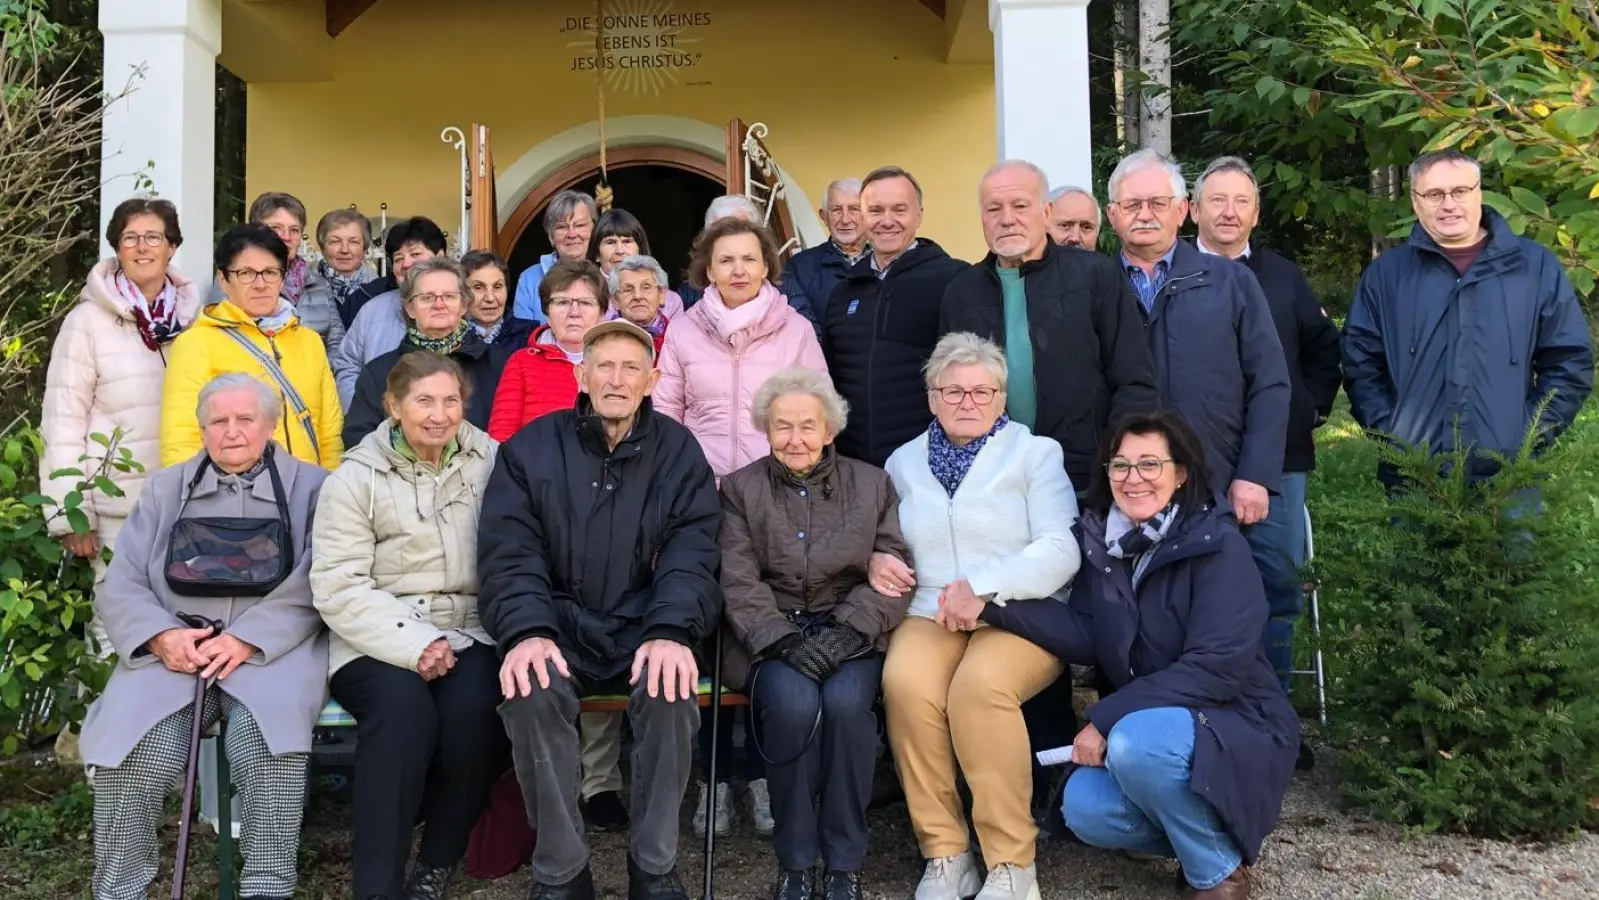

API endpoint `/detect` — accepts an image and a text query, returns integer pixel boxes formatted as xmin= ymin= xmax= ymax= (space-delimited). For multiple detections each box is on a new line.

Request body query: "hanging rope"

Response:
xmin=593 ymin=0 xmax=614 ymax=213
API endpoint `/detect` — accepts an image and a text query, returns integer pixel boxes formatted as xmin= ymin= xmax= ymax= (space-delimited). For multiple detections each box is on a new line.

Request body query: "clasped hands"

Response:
xmin=147 ymin=625 xmax=256 ymax=680
xmin=499 ymin=636 xmax=698 ymax=702
xmin=869 ymin=552 xmax=985 ymax=633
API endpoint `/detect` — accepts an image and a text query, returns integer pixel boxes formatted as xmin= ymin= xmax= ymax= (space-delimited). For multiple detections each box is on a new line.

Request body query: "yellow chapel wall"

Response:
xmin=242 ymin=0 xmax=996 ymax=262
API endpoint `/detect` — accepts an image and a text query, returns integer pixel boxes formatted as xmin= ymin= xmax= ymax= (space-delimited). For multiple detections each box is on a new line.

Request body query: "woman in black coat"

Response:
xmin=952 ymin=410 xmax=1297 ymax=900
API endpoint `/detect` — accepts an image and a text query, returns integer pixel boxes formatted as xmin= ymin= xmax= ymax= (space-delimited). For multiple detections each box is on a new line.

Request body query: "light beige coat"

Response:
xmin=310 ymin=418 xmax=497 ymax=676
xmin=39 ymin=259 xmax=201 ymax=536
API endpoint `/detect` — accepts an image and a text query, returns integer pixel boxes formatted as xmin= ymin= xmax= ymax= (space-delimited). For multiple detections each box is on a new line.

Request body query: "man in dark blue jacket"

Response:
xmin=1343 ymin=149 xmax=1593 ymax=487
xmin=1105 ymin=150 xmax=1291 ymax=524
xmin=1191 ymin=157 xmax=1341 ymax=715
xmin=780 ymin=178 xmax=870 ymax=334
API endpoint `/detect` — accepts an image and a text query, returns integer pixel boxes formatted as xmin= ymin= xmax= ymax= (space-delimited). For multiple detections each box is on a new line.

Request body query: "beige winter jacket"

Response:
xmin=39 ymin=259 xmax=201 ymax=536
xmin=310 ymin=418 xmax=498 ymax=676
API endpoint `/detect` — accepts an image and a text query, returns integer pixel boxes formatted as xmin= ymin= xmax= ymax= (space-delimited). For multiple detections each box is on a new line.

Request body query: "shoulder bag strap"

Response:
xmin=263 ymin=445 xmax=295 ymax=570
xmin=219 ymin=327 xmax=322 ymax=465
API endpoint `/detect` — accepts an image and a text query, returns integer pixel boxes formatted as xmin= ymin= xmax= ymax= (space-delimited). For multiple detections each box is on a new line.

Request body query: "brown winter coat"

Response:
xmin=718 ymin=447 xmax=911 ymax=690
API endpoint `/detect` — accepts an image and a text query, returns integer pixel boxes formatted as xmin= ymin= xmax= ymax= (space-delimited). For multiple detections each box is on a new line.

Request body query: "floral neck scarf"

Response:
xmin=407 ymin=318 xmax=470 ymax=355
xmin=253 ymin=298 xmax=297 ymax=337
xmin=317 ymin=259 xmax=367 ymax=306
xmin=282 ymin=256 xmax=310 ymax=303
xmin=926 ymin=414 xmax=1009 ymax=498
xmin=114 ymin=269 xmax=180 ymax=351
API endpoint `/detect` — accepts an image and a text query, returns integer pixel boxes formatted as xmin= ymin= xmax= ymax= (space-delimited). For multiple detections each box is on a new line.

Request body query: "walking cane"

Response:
xmin=172 ymin=613 xmax=221 ymax=900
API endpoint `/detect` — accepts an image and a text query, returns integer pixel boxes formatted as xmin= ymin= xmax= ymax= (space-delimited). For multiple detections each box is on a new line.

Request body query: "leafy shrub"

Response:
xmin=0 ymin=426 xmax=135 ymax=753
xmin=1311 ymin=410 xmax=1599 ymax=839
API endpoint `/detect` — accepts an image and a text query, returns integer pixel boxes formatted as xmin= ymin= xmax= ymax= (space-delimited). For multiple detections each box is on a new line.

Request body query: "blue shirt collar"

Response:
xmin=1121 ymin=242 xmax=1178 ymax=274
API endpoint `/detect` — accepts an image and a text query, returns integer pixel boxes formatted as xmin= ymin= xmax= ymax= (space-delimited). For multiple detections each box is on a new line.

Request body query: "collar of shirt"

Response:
xmin=1196 ymin=236 xmax=1252 ymax=260
xmin=833 ymin=240 xmax=870 ymax=267
xmin=872 ymin=240 xmax=918 ymax=280
xmin=1121 ymin=242 xmax=1178 ymax=276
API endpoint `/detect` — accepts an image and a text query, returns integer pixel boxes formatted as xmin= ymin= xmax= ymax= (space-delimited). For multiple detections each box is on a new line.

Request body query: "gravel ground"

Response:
xmin=433 ymin=761 xmax=1599 ymax=900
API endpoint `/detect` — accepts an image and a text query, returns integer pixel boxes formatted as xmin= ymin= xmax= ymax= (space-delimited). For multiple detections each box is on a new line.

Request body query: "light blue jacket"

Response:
xmin=512 ymin=251 xmax=558 ymax=324
xmin=331 ymin=289 xmax=406 ymax=408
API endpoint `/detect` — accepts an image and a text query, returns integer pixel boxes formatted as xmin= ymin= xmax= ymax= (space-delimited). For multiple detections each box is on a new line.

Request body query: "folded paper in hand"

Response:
xmin=1036 ymin=746 xmax=1078 ymax=766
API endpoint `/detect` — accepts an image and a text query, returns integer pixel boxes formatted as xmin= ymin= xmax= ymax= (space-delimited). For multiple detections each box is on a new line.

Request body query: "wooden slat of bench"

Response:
xmin=578 ymin=693 xmax=749 ymax=713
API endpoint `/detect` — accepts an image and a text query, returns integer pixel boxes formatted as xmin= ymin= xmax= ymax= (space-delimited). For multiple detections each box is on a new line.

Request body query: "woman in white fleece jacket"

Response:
xmin=879 ymin=332 xmax=1079 ymax=900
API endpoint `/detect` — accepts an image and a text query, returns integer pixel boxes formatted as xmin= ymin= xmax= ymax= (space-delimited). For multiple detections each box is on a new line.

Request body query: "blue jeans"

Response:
xmin=1246 ymin=472 xmax=1307 ymax=691
xmin=750 ymin=656 xmax=883 ymax=871
xmin=1062 ymin=707 xmax=1243 ymax=890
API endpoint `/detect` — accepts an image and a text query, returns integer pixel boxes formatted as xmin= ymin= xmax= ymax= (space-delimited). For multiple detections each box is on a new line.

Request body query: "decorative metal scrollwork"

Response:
xmin=441 ymin=126 xmax=469 ymax=253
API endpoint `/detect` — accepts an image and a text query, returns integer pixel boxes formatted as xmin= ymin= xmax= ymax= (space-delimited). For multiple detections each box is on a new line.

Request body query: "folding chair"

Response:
xmin=1290 ymin=505 xmax=1328 ymax=725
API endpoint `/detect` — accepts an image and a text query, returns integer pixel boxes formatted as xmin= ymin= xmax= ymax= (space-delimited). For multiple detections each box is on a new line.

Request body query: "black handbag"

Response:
xmin=164 ymin=447 xmax=294 ymax=598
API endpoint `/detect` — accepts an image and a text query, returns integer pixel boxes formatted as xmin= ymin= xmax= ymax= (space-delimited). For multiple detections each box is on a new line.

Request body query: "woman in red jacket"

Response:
xmin=486 ymin=260 xmax=606 ymax=441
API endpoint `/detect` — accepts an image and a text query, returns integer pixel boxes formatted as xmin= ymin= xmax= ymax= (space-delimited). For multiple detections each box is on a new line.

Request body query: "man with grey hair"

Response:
xmin=780 ymin=178 xmax=869 ymax=332
xmin=1343 ymin=147 xmax=1592 ymax=488
xmin=1191 ymin=155 xmax=1341 ymax=725
xmin=1047 ymin=185 xmax=1101 ymax=249
xmin=1105 ymin=148 xmax=1290 ymax=528
xmin=513 ymin=189 xmax=599 ymax=324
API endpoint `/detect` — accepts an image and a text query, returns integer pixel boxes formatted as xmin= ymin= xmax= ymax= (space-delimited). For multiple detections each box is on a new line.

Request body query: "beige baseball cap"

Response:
xmin=581 ymin=319 xmax=657 ymax=363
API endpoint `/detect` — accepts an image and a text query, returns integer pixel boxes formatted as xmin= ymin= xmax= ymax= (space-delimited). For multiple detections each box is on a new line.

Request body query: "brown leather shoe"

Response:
xmin=1190 ymin=866 xmax=1250 ymax=899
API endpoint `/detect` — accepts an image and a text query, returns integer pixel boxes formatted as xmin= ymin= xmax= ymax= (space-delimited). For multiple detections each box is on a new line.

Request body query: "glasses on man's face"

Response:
xmin=227 ymin=267 xmax=284 ymax=285
xmin=931 ymin=386 xmax=1000 ymax=406
xmin=415 ymin=292 xmax=463 ymax=307
xmin=1114 ymin=196 xmax=1176 ymax=215
xmin=549 ymin=297 xmax=603 ymax=313
xmin=119 ymin=233 xmax=167 ymax=249
xmin=1412 ymin=183 xmax=1479 ymax=208
xmin=1107 ymin=456 xmax=1174 ymax=482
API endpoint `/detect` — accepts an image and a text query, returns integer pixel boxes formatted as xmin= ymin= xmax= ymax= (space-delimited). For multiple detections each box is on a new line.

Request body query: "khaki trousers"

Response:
xmin=579 ymin=711 xmax=624 ymax=799
xmin=883 ymin=616 xmax=1063 ymax=868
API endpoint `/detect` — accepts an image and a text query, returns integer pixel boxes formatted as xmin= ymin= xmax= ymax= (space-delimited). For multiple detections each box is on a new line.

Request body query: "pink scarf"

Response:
xmin=113 ymin=269 xmax=180 ymax=351
xmin=282 ymin=256 xmax=310 ymax=302
xmin=694 ymin=282 xmax=782 ymax=344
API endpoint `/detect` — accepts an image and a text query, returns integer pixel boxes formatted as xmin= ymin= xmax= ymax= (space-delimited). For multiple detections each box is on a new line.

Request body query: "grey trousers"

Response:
xmin=500 ymin=673 xmax=699 ymax=884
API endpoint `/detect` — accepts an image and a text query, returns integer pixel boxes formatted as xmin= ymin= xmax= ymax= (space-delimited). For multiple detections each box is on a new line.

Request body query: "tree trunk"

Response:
xmin=1369 ymin=164 xmax=1403 ymax=256
xmin=1138 ymin=0 xmax=1172 ymax=155
xmin=1114 ymin=0 xmax=1141 ymax=150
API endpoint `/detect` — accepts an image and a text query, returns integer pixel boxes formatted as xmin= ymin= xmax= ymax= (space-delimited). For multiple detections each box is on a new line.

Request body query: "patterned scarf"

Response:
xmin=253 ymin=298 xmax=298 ymax=337
xmin=471 ymin=317 xmax=505 ymax=345
xmin=114 ymin=269 xmax=180 ymax=351
xmin=1104 ymin=502 xmax=1181 ymax=586
xmin=282 ymin=256 xmax=310 ymax=303
xmin=234 ymin=453 xmax=271 ymax=485
xmin=317 ymin=259 xmax=368 ymax=307
xmin=926 ymin=414 xmax=1009 ymax=498
xmin=407 ymin=318 xmax=470 ymax=355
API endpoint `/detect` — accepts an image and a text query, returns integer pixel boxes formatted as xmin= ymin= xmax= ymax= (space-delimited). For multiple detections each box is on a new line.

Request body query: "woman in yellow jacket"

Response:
xmin=161 ymin=224 xmax=343 ymax=468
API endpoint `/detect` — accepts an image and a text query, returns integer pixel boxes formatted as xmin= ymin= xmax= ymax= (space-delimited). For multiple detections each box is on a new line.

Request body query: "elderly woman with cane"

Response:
xmin=80 ymin=372 xmax=329 ymax=900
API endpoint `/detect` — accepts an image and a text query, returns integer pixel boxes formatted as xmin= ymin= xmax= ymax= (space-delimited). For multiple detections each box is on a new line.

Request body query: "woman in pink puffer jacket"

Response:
xmin=655 ymin=218 xmax=829 ymax=480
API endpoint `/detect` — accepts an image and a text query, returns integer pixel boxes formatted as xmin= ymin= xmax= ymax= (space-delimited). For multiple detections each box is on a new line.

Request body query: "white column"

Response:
xmin=99 ymin=0 xmax=221 ymax=280
xmin=990 ymin=0 xmax=1094 ymax=193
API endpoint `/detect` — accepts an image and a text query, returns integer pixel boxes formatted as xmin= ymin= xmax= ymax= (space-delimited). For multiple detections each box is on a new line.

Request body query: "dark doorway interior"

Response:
xmin=508 ymin=164 xmax=724 ymax=297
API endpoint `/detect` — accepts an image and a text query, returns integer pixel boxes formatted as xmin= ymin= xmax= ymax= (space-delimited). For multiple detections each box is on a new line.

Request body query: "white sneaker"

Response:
xmin=746 ymin=777 xmax=775 ymax=837
xmin=974 ymin=863 xmax=1040 ymax=900
xmin=691 ymin=781 xmax=733 ymax=838
xmin=915 ymin=852 xmax=983 ymax=900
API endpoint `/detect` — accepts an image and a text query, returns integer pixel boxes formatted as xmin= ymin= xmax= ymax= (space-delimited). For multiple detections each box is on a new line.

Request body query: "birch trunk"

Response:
xmin=1138 ymin=0 xmax=1172 ymax=155
xmin=1115 ymin=0 xmax=1141 ymax=149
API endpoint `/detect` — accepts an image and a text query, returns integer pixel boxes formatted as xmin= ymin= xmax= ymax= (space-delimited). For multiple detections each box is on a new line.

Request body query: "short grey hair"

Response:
xmin=704 ymin=194 xmax=761 ymax=227
xmin=1192 ymin=156 xmax=1259 ymax=202
xmin=979 ymin=160 xmax=1049 ymax=204
xmin=751 ymin=367 xmax=850 ymax=436
xmin=1049 ymin=185 xmax=1103 ymax=226
xmin=823 ymin=178 xmax=862 ymax=202
xmin=543 ymin=190 xmax=598 ymax=235
xmin=607 ymin=254 xmax=670 ymax=296
xmin=1107 ymin=149 xmax=1187 ymax=204
xmin=1408 ymin=148 xmax=1480 ymax=184
xmin=923 ymin=332 xmax=1008 ymax=393
xmin=401 ymin=257 xmax=468 ymax=301
xmin=196 ymin=373 xmax=282 ymax=426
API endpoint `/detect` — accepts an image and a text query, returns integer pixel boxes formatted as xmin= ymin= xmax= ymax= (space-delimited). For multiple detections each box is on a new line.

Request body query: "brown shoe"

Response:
xmin=1190 ymin=866 xmax=1250 ymax=899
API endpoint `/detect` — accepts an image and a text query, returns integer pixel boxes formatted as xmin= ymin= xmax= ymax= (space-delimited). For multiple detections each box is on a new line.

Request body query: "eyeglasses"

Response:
xmin=1412 ymin=184 xmax=1479 ymax=207
xmin=930 ymin=386 xmax=1000 ymax=406
xmin=226 ymin=267 xmax=284 ymax=285
xmin=413 ymin=291 xmax=463 ymax=306
xmin=549 ymin=297 xmax=603 ymax=312
xmin=1113 ymin=196 xmax=1177 ymax=215
xmin=266 ymin=224 xmax=304 ymax=240
xmin=118 ymin=233 xmax=168 ymax=248
xmin=1106 ymin=456 xmax=1174 ymax=481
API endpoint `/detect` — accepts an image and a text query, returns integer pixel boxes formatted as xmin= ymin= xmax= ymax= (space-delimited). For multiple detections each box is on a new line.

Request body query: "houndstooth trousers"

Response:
xmin=89 ymin=687 xmax=308 ymax=900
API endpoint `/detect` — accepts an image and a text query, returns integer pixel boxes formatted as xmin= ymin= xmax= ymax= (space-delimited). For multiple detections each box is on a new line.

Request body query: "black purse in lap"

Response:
xmin=164 ymin=447 xmax=294 ymax=598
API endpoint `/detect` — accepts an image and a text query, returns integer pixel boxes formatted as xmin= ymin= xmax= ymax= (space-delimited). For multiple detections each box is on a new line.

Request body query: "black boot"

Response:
xmin=583 ymin=789 xmax=630 ymax=832
xmin=628 ymin=857 xmax=689 ymax=900
xmin=821 ymin=869 xmax=863 ymax=900
xmin=403 ymin=862 xmax=456 ymax=900
xmin=528 ymin=866 xmax=598 ymax=900
xmin=773 ymin=867 xmax=816 ymax=900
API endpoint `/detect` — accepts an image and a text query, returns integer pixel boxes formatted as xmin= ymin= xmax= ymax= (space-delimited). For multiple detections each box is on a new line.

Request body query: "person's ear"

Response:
xmin=643 ymin=366 xmax=662 ymax=395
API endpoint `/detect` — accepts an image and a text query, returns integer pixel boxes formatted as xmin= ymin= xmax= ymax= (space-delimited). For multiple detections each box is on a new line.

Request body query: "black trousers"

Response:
xmin=330 ymin=644 xmax=507 ymax=899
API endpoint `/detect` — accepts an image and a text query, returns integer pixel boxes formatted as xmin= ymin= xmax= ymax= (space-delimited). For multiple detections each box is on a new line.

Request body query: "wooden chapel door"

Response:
xmin=467 ymin=123 xmax=498 ymax=251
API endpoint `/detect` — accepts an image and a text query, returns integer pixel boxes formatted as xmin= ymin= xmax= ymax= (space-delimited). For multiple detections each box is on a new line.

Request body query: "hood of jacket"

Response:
xmin=840 ymin=237 xmax=955 ymax=285
xmin=193 ymin=297 xmax=300 ymax=333
xmin=345 ymin=416 xmax=494 ymax=475
xmin=82 ymin=258 xmax=201 ymax=324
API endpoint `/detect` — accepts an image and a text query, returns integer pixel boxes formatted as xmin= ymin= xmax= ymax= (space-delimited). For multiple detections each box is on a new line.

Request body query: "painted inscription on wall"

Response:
xmin=562 ymin=0 xmax=711 ymax=96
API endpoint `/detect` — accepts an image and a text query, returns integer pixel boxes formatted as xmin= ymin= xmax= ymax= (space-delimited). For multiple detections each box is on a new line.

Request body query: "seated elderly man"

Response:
xmin=82 ymin=372 xmax=328 ymax=900
xmin=478 ymin=319 xmax=722 ymax=900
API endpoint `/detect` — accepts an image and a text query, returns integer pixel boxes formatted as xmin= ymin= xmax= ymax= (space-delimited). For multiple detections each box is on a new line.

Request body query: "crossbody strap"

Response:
xmin=220 ymin=327 xmax=321 ymax=465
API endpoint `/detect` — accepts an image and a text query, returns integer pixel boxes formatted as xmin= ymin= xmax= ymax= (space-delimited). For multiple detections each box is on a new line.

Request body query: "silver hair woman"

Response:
xmin=81 ymin=371 xmax=330 ymax=900
xmin=606 ymin=254 xmax=686 ymax=336
xmin=718 ymin=366 xmax=911 ymax=898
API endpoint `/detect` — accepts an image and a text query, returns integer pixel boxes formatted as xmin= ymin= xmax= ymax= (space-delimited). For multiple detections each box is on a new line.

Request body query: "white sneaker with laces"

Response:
xmin=974 ymin=863 xmax=1040 ymax=900
xmin=692 ymin=781 xmax=734 ymax=837
xmin=746 ymin=777 xmax=775 ymax=836
xmin=914 ymin=852 xmax=983 ymax=900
